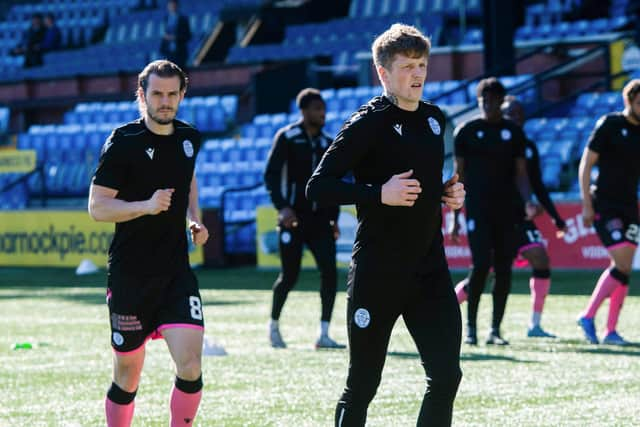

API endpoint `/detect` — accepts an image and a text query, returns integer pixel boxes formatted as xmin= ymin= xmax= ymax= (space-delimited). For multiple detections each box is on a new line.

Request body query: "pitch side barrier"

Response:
xmin=255 ymin=202 xmax=640 ymax=270
xmin=0 ymin=225 xmax=112 ymax=261
xmin=0 ymin=211 xmax=203 ymax=267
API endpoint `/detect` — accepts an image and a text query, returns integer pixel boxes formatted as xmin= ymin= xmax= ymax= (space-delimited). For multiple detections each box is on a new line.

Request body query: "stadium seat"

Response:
xmin=0 ymin=175 xmax=28 ymax=210
xmin=541 ymin=156 xmax=562 ymax=189
xmin=462 ymin=28 xmax=482 ymax=45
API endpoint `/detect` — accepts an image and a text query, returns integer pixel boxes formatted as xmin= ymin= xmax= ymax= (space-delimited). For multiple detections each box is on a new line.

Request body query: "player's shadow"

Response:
xmin=576 ymin=345 xmax=640 ymax=355
xmin=200 ymin=297 xmax=256 ymax=306
xmin=501 ymin=337 xmax=640 ymax=357
xmin=0 ymin=290 xmax=106 ymax=304
xmin=387 ymin=350 xmax=538 ymax=363
xmin=522 ymin=339 xmax=640 ymax=356
xmin=451 ymin=271 xmax=640 ymax=297
xmin=0 ymin=289 xmax=248 ymax=307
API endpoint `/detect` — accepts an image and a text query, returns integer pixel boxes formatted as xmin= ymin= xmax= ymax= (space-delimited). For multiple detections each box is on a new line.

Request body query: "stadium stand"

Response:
xmin=1 ymin=0 xmax=638 ymax=258
xmin=227 ymin=11 xmax=448 ymax=69
xmin=0 ymin=0 xmax=224 ymax=81
xmin=11 ymin=94 xmax=238 ymax=201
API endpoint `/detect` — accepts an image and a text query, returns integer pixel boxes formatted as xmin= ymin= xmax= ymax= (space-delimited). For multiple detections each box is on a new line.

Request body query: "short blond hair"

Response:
xmin=372 ymin=24 xmax=431 ymax=70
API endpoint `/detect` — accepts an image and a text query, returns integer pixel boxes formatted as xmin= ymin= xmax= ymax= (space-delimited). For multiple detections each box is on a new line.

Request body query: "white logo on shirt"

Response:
xmin=525 ymin=147 xmax=533 ymax=159
xmin=281 ymin=231 xmax=292 ymax=244
xmin=622 ymin=128 xmax=628 ymax=137
xmin=428 ymin=117 xmax=441 ymax=135
xmin=183 ymin=140 xmax=194 ymax=158
xmin=354 ymin=308 xmax=371 ymax=328
xmin=476 ymin=130 xmax=484 ymax=139
xmin=501 ymin=129 xmax=512 ymax=141
xmin=145 ymin=147 xmax=154 ymax=160
xmin=611 ymin=230 xmax=622 ymax=241
xmin=467 ymin=218 xmax=476 ymax=232
xmin=393 ymin=123 xmax=403 ymax=136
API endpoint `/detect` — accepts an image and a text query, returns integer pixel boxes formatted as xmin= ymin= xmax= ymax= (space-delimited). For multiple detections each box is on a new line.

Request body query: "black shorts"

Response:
xmin=514 ymin=220 xmax=545 ymax=255
xmin=106 ymin=268 xmax=205 ymax=354
xmin=593 ymin=199 xmax=640 ymax=249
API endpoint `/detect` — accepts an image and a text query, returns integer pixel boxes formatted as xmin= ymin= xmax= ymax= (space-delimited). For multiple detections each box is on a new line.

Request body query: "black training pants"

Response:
xmin=271 ymin=214 xmax=337 ymax=322
xmin=465 ymin=209 xmax=517 ymax=331
xmin=335 ymin=253 xmax=462 ymax=427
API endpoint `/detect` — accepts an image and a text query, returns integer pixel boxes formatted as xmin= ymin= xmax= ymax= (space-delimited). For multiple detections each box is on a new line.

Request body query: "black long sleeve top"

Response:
xmin=307 ymin=96 xmax=448 ymax=271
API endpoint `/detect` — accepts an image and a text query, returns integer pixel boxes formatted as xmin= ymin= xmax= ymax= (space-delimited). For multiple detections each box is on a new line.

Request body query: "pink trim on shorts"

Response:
xmin=112 ymin=325 xmax=203 ymax=355
xmin=518 ymin=242 xmax=544 ymax=255
xmin=113 ymin=335 xmax=153 ymax=356
xmin=157 ymin=323 xmax=205 ymax=332
xmin=606 ymin=241 xmax=638 ymax=250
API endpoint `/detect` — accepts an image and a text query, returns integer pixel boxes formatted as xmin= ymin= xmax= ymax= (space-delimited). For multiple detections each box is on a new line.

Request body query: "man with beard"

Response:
xmin=89 ymin=60 xmax=208 ymax=426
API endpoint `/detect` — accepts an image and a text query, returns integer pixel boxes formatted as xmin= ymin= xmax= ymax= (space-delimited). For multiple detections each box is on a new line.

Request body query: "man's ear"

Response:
xmin=137 ymin=87 xmax=146 ymax=106
xmin=376 ymin=64 xmax=388 ymax=88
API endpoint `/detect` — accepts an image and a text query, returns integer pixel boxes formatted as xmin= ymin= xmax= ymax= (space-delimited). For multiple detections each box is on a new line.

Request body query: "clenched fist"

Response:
xmin=381 ymin=170 xmax=422 ymax=207
xmin=147 ymin=188 xmax=174 ymax=215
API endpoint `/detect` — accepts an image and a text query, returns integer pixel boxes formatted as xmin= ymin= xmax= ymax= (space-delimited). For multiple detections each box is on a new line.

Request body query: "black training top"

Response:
xmin=92 ymin=118 xmax=201 ymax=276
xmin=454 ymin=117 xmax=526 ymax=211
xmin=264 ymin=120 xmax=338 ymax=221
xmin=306 ymin=96 xmax=447 ymax=269
xmin=588 ymin=113 xmax=640 ymax=207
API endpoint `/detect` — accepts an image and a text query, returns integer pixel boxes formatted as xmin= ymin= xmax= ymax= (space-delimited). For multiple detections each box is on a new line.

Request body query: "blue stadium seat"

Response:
xmin=589 ymin=18 xmax=609 ymax=33
xmin=532 ymin=23 xmax=553 ymax=39
xmin=602 ymin=92 xmax=623 ymax=109
xmin=462 ymin=28 xmax=482 ymax=45
xmin=568 ymin=20 xmax=589 ymax=37
xmin=0 ymin=176 xmax=28 ymax=210
xmin=220 ymin=95 xmax=238 ymax=119
xmin=548 ymin=139 xmax=574 ymax=164
xmin=441 ymin=81 xmax=466 ymax=104
xmin=242 ymin=124 xmax=259 ymax=139
xmin=325 ymin=120 xmax=342 ymax=139
xmin=541 ymin=156 xmax=562 ymax=189
xmin=524 ymin=118 xmax=549 ymax=137
xmin=236 ymin=222 xmax=257 ymax=252
xmin=69 ymin=133 xmax=89 ymax=163
xmin=555 ymin=21 xmax=572 ymax=38
xmin=609 ymin=15 xmax=629 ymax=31
xmin=535 ymin=128 xmax=557 ymax=143
xmin=17 ymin=133 xmax=31 ymax=150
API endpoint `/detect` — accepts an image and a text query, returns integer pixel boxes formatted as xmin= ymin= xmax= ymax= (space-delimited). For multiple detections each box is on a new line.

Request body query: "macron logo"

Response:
xmin=145 ymin=147 xmax=154 ymax=160
xmin=393 ymin=124 xmax=402 ymax=136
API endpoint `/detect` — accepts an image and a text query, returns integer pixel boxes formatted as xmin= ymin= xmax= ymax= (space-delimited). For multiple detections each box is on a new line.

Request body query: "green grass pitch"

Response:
xmin=1 ymin=267 xmax=639 ymax=426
